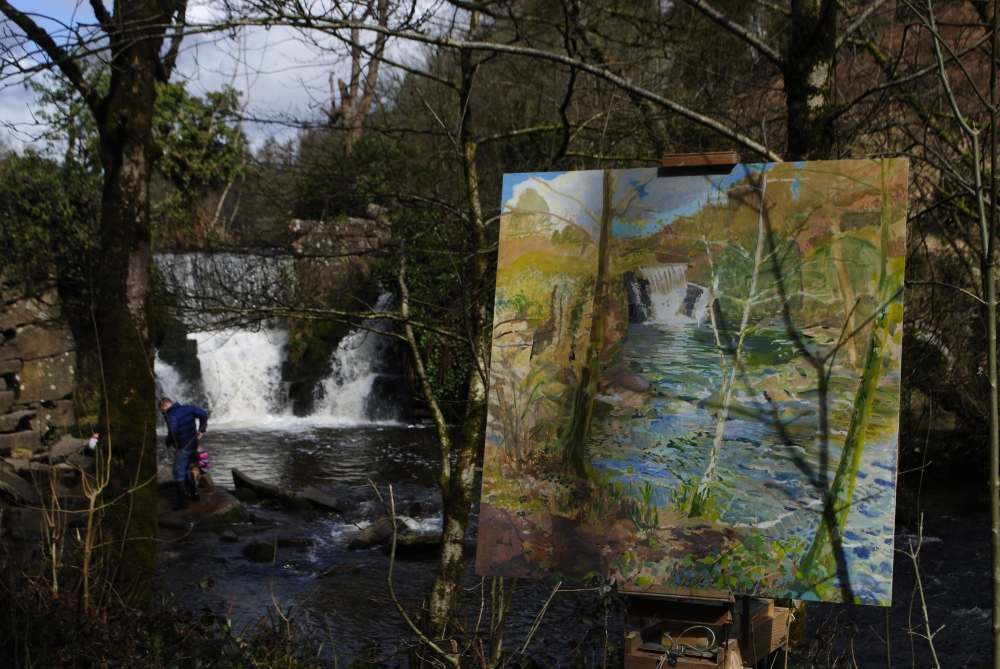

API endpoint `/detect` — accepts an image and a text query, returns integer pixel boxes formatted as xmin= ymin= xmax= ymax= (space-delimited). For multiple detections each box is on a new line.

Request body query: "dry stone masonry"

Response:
xmin=0 ymin=284 xmax=78 ymax=460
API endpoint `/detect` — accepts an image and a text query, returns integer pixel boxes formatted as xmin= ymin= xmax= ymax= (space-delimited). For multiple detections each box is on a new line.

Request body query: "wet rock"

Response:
xmin=232 ymin=468 xmax=280 ymax=500
xmin=275 ymin=538 xmax=314 ymax=548
xmin=407 ymin=501 xmax=423 ymax=518
xmin=52 ymin=462 xmax=80 ymax=485
xmin=4 ymin=458 xmax=29 ymax=476
xmin=0 ymin=468 xmax=39 ymax=506
xmin=219 ymin=530 xmax=240 ymax=542
xmin=248 ymin=512 xmax=274 ymax=525
xmin=277 ymin=490 xmax=312 ymax=512
xmin=303 ymin=485 xmax=349 ymax=512
xmin=36 ymin=400 xmax=74 ymax=431
xmin=0 ymin=341 xmax=22 ymax=361
xmin=382 ymin=528 xmax=443 ymax=555
xmin=158 ymin=486 xmax=245 ymax=529
xmin=348 ymin=516 xmax=418 ymax=550
xmin=232 ymin=487 xmax=259 ymax=503
xmin=242 ymin=539 xmax=276 ymax=562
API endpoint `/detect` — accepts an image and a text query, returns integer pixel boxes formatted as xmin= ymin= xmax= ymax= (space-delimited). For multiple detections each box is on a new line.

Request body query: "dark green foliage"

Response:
xmin=292 ymin=133 xmax=407 ymax=221
xmin=0 ymin=151 xmax=100 ymax=287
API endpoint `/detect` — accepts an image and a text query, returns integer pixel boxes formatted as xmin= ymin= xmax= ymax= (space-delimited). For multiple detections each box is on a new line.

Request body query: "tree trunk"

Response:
xmin=561 ymin=169 xmax=614 ymax=477
xmin=426 ymin=23 xmax=490 ymax=638
xmin=91 ymin=0 xmax=176 ymax=608
xmin=784 ymin=0 xmax=838 ymax=160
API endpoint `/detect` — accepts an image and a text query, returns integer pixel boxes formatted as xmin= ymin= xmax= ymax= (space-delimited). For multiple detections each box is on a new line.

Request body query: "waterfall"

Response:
xmin=637 ymin=264 xmax=687 ymax=295
xmin=155 ymin=353 xmax=196 ymax=405
xmin=192 ymin=329 xmax=291 ymax=426
xmin=153 ymin=252 xmax=401 ymax=428
xmin=314 ymin=294 xmax=395 ymax=423
xmin=635 ymin=264 xmax=709 ymax=326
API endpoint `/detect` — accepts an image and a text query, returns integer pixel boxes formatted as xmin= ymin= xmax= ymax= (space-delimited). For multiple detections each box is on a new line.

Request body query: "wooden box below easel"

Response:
xmin=621 ymin=587 xmax=790 ymax=669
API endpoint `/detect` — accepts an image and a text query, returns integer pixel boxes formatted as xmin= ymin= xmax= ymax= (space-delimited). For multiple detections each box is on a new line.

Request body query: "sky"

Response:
xmin=501 ymin=165 xmax=770 ymax=239
xmin=0 ymin=0 xmax=438 ymax=152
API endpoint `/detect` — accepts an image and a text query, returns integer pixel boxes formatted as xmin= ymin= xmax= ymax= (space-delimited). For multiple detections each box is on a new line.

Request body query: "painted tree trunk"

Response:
xmin=798 ymin=161 xmax=897 ymax=598
xmin=561 ymin=169 xmax=614 ymax=477
xmin=690 ymin=172 xmax=768 ymax=517
xmin=830 ymin=220 xmax=860 ymax=364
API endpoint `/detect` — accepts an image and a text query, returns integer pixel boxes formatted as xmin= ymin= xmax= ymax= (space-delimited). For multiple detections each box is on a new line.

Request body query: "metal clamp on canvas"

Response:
xmin=476 ymin=159 xmax=908 ymax=606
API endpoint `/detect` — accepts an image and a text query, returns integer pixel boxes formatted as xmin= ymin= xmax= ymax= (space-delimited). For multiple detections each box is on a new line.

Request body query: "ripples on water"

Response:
xmin=156 ymin=420 xmax=988 ymax=667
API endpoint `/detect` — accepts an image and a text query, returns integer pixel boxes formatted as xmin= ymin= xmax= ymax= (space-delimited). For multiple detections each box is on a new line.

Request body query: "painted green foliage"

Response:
xmin=477 ymin=160 xmax=907 ymax=605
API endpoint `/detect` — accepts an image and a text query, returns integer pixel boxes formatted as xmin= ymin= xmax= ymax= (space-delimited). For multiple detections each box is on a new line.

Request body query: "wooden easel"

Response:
xmin=619 ymin=583 xmax=790 ymax=669
xmin=619 ymin=151 xmax=789 ymax=669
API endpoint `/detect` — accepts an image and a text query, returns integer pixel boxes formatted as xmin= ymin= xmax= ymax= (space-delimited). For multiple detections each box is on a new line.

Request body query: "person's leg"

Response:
xmin=173 ymin=447 xmax=191 ymax=483
xmin=172 ymin=448 xmax=192 ymax=510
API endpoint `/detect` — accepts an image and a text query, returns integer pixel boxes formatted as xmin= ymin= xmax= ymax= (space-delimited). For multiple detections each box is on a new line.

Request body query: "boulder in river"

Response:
xmin=348 ymin=516 xmax=419 ymax=549
xmin=277 ymin=490 xmax=312 ymax=512
xmin=242 ymin=539 xmax=276 ymax=561
xmin=302 ymin=485 xmax=350 ymax=512
xmin=158 ymin=485 xmax=245 ymax=529
xmin=383 ymin=528 xmax=443 ymax=555
xmin=232 ymin=468 xmax=281 ymax=500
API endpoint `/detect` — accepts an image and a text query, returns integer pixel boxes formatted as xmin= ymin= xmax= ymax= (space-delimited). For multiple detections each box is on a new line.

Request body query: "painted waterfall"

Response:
xmin=476 ymin=160 xmax=907 ymax=604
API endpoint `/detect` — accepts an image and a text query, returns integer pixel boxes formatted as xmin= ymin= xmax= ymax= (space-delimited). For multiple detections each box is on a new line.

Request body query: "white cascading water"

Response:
xmin=192 ymin=329 xmax=291 ymax=426
xmin=637 ymin=264 xmax=692 ymax=325
xmin=154 ymin=353 xmax=195 ymax=404
xmin=314 ymin=293 xmax=393 ymax=424
xmin=153 ymin=251 xmax=395 ymax=428
xmin=636 ymin=264 xmax=710 ymax=326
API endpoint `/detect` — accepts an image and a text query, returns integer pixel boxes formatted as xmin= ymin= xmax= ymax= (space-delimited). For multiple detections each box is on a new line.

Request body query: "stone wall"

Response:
xmin=289 ymin=213 xmax=390 ymax=304
xmin=0 ymin=284 xmax=77 ymax=458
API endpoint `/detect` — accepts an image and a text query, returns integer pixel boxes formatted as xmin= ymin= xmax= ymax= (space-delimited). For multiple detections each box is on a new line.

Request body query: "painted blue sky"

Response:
xmin=502 ymin=165 xmax=775 ymax=240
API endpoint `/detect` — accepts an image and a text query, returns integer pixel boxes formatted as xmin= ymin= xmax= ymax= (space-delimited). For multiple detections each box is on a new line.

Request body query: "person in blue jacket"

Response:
xmin=160 ymin=397 xmax=209 ymax=510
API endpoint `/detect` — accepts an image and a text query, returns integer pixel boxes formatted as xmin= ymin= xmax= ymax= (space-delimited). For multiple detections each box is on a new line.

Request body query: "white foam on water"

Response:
xmin=192 ymin=329 xmax=291 ymax=426
xmin=313 ymin=293 xmax=394 ymax=425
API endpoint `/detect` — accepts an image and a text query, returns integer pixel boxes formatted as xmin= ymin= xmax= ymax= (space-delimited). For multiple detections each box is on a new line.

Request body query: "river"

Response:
xmin=151 ymin=252 xmax=986 ymax=667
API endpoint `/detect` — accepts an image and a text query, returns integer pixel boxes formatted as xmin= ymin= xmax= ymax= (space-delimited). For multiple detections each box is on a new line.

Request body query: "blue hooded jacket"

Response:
xmin=164 ymin=404 xmax=208 ymax=451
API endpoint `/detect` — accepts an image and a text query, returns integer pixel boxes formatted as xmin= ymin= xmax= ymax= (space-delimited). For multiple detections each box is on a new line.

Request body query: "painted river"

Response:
xmin=589 ymin=321 xmax=900 ymax=603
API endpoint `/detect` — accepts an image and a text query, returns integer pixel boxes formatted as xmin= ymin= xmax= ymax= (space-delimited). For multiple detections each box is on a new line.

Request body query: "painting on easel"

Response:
xmin=476 ymin=159 xmax=907 ymax=604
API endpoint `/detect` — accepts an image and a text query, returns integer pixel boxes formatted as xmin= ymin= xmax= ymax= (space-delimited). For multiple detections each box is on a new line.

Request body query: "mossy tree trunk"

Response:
xmin=0 ymin=0 xmax=188 ymax=608
xmin=561 ymin=169 xmax=614 ymax=477
xmin=426 ymin=13 xmax=490 ymax=639
xmin=798 ymin=160 xmax=899 ymax=600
